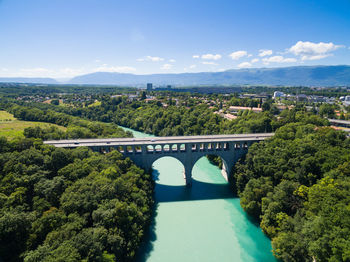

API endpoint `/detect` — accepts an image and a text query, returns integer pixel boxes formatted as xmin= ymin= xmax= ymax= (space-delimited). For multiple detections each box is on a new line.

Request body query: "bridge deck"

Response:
xmin=44 ymin=133 xmax=274 ymax=148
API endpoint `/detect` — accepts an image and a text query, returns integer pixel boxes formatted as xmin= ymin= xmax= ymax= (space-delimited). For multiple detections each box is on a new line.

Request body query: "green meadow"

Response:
xmin=0 ymin=110 xmax=66 ymax=139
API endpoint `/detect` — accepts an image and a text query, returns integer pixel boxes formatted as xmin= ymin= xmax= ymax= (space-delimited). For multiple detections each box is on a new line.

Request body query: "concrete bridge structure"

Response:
xmin=44 ymin=133 xmax=274 ymax=186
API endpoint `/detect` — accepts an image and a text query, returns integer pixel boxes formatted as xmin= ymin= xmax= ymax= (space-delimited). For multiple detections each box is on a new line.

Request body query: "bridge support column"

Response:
xmin=183 ymin=165 xmax=193 ymax=187
xmin=221 ymin=161 xmax=234 ymax=182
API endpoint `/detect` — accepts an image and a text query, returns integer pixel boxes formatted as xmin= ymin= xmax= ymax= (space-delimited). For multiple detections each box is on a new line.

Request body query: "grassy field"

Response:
xmin=88 ymin=100 xmax=102 ymax=107
xmin=0 ymin=110 xmax=66 ymax=140
xmin=0 ymin=110 xmax=16 ymax=121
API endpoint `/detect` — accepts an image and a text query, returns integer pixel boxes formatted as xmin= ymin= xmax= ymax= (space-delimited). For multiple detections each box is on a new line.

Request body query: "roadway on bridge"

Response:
xmin=44 ymin=133 xmax=275 ymax=148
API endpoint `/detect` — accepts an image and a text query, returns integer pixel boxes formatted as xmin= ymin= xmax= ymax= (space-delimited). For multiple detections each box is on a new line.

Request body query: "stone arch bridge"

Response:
xmin=44 ymin=133 xmax=274 ymax=186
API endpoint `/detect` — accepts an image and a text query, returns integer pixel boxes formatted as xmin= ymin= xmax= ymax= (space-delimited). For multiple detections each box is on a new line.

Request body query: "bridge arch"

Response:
xmin=150 ymin=156 xmax=187 ymax=182
xmin=192 ymin=153 xmax=232 ymax=182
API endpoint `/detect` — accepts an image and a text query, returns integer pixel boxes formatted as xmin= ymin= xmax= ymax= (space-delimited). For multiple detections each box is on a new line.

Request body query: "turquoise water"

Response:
xmin=120 ymin=127 xmax=277 ymax=262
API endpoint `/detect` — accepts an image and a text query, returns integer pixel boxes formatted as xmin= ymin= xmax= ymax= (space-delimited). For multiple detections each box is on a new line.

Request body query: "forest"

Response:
xmin=235 ymin=124 xmax=350 ymax=261
xmin=0 ymin=137 xmax=153 ymax=262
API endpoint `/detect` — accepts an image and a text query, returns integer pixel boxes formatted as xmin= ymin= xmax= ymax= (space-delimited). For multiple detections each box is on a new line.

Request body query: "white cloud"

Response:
xmin=262 ymin=56 xmax=297 ymax=64
xmin=289 ymin=41 xmax=343 ymax=60
xmin=161 ymin=64 xmax=172 ymax=70
xmin=258 ymin=49 xmax=273 ymax=57
xmin=301 ymin=54 xmax=330 ymax=60
xmin=193 ymin=55 xmax=200 ymax=59
xmin=95 ymin=66 xmax=136 ymax=73
xmin=12 ymin=67 xmax=87 ymax=78
xmin=201 ymin=54 xmax=222 ymax=60
xmin=169 ymin=59 xmax=176 ymax=63
xmin=184 ymin=64 xmax=198 ymax=71
xmin=19 ymin=68 xmax=53 ymax=76
xmin=229 ymin=50 xmax=248 ymax=60
xmin=137 ymin=56 xmax=164 ymax=62
xmin=251 ymin=58 xmax=259 ymax=63
xmin=202 ymin=61 xmax=218 ymax=65
xmin=94 ymin=59 xmax=101 ymax=63
xmin=59 ymin=67 xmax=85 ymax=76
xmin=237 ymin=62 xmax=252 ymax=68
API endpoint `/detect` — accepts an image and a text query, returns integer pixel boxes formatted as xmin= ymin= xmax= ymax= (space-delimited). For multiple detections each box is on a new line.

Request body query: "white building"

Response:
xmin=273 ymin=91 xmax=285 ymax=99
xmin=343 ymin=96 xmax=350 ymax=106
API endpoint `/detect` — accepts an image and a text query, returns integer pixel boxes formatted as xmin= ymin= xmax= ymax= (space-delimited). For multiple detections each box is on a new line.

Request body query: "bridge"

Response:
xmin=44 ymin=133 xmax=274 ymax=186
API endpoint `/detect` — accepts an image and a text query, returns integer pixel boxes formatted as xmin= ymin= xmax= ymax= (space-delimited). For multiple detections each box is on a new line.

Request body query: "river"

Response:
xmin=121 ymin=127 xmax=277 ymax=262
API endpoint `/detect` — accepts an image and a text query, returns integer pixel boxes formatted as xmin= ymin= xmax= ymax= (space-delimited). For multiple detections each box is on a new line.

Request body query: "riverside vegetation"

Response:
xmin=0 ymin=89 xmax=349 ymax=261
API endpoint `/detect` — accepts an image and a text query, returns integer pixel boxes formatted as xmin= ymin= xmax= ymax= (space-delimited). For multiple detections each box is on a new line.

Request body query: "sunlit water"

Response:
xmin=120 ymin=127 xmax=277 ymax=262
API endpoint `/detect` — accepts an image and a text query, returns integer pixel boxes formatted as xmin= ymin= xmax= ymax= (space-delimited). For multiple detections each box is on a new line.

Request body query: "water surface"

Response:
xmin=120 ymin=127 xmax=276 ymax=262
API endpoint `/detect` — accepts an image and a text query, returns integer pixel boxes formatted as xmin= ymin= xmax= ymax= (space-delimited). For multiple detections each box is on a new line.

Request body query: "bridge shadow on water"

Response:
xmin=152 ymin=168 xmax=235 ymax=202
xmin=134 ymin=169 xmax=236 ymax=262
xmin=155 ymin=178 xmax=234 ymax=203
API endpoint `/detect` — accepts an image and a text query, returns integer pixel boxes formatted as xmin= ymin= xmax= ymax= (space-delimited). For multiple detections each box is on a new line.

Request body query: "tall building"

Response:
xmin=147 ymin=83 xmax=153 ymax=91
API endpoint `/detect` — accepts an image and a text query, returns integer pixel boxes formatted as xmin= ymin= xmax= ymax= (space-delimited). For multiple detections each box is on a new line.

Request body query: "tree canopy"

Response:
xmin=0 ymin=137 xmax=153 ymax=262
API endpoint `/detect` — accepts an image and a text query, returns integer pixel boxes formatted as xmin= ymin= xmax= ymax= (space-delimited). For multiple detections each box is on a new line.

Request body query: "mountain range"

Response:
xmin=0 ymin=77 xmax=59 ymax=84
xmin=1 ymin=65 xmax=350 ymax=87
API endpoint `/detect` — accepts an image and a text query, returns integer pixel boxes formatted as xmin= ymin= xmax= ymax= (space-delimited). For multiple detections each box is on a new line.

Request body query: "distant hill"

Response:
xmin=0 ymin=77 xmax=58 ymax=84
xmin=1 ymin=66 xmax=349 ymax=87
xmin=68 ymin=65 xmax=350 ymax=87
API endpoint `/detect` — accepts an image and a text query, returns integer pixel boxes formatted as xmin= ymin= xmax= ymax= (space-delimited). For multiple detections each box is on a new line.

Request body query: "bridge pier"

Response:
xmin=184 ymin=165 xmax=193 ymax=187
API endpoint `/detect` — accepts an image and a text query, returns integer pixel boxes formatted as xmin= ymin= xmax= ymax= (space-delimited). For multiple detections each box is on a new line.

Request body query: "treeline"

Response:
xmin=242 ymin=86 xmax=350 ymax=97
xmin=0 ymin=137 xmax=153 ymax=262
xmin=6 ymin=104 xmax=132 ymax=140
xmin=0 ymin=83 xmax=137 ymax=96
xmin=235 ymin=124 xmax=350 ymax=261
xmin=59 ymin=97 xmax=329 ymax=136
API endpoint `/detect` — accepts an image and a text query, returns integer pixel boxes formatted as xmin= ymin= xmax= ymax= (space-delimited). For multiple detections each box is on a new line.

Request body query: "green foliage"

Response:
xmin=0 ymin=138 xmax=153 ymax=262
xmin=235 ymin=124 xmax=350 ymax=261
xmin=319 ymin=103 xmax=336 ymax=118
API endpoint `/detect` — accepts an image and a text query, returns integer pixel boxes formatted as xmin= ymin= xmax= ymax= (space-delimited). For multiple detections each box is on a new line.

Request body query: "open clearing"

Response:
xmin=0 ymin=110 xmax=66 ymax=139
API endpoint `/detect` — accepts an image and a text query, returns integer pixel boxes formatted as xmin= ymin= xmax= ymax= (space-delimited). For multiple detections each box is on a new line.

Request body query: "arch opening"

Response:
xmin=150 ymin=156 xmax=187 ymax=186
xmin=116 ymin=146 xmax=124 ymax=153
xmin=180 ymin=144 xmax=185 ymax=152
xmin=191 ymin=144 xmax=198 ymax=152
xmin=193 ymin=154 xmax=230 ymax=182
xmin=135 ymin=145 xmax=142 ymax=153
xmin=126 ymin=146 xmax=133 ymax=153
xmin=147 ymin=145 xmax=154 ymax=152
xmin=155 ymin=145 xmax=162 ymax=152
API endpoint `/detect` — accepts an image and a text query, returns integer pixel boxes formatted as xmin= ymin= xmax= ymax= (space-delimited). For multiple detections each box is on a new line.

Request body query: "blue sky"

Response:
xmin=0 ymin=0 xmax=350 ymax=79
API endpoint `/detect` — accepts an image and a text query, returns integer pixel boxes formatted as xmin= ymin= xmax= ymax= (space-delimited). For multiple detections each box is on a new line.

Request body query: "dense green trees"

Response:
xmin=235 ymin=124 xmax=350 ymax=261
xmin=0 ymin=137 xmax=153 ymax=262
xmin=73 ymin=97 xmax=328 ymax=136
